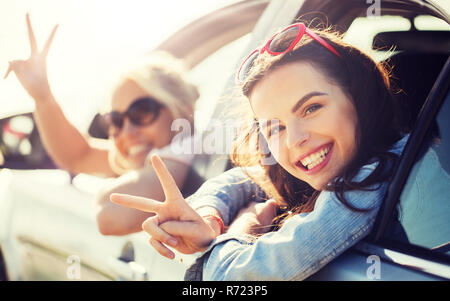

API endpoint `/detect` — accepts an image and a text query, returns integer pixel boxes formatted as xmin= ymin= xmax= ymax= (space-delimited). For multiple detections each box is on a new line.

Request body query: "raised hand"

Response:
xmin=110 ymin=154 xmax=217 ymax=259
xmin=4 ymin=14 xmax=58 ymax=101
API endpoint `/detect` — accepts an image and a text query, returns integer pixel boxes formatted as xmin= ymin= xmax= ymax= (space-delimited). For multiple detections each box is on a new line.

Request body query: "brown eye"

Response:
xmin=304 ymin=104 xmax=322 ymax=116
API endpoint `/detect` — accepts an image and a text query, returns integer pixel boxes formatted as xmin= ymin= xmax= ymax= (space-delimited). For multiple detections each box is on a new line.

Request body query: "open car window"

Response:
xmin=345 ymin=6 xmax=449 ymax=256
xmin=344 ymin=11 xmax=449 ymax=132
xmin=388 ymin=89 xmax=450 ymax=255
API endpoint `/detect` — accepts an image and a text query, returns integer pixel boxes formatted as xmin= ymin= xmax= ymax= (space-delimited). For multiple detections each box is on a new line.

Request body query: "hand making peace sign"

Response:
xmin=4 ymin=14 xmax=58 ymax=101
xmin=110 ymin=155 xmax=218 ymax=259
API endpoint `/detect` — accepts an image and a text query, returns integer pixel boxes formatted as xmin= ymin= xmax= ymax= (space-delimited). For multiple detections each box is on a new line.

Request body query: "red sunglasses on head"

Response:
xmin=236 ymin=22 xmax=341 ymax=84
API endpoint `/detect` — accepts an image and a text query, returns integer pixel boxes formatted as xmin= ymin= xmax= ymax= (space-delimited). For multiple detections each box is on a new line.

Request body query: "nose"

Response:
xmin=285 ymin=120 xmax=309 ymax=149
xmin=120 ymin=118 xmax=139 ymax=138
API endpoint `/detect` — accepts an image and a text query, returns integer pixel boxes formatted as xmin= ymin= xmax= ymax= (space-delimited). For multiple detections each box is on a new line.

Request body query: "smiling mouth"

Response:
xmin=127 ymin=144 xmax=152 ymax=157
xmin=296 ymin=144 xmax=332 ymax=171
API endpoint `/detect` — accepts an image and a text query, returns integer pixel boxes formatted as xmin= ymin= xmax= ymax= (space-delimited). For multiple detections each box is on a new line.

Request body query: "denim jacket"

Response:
xmin=184 ymin=135 xmax=409 ymax=281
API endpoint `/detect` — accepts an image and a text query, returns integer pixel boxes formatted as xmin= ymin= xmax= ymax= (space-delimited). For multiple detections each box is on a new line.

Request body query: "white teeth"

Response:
xmin=313 ymin=153 xmax=320 ymax=162
xmin=128 ymin=145 xmax=149 ymax=156
xmin=303 ymin=157 xmax=311 ymax=166
xmin=300 ymin=146 xmax=331 ymax=170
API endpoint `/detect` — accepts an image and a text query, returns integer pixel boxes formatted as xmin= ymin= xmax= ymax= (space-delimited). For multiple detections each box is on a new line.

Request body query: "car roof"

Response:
xmin=298 ymin=0 xmax=448 ymax=31
xmin=155 ymin=0 xmax=268 ymax=68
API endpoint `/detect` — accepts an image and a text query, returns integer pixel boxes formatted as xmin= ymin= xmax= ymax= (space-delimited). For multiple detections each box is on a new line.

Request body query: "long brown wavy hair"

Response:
xmin=231 ymin=25 xmax=405 ymax=226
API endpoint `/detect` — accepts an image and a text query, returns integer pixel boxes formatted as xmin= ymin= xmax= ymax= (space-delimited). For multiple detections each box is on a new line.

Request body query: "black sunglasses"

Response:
xmin=104 ymin=97 xmax=164 ymax=133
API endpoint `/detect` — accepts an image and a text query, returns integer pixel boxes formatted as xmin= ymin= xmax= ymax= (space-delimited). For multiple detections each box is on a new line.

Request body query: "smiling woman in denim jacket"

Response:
xmin=111 ymin=23 xmax=410 ymax=280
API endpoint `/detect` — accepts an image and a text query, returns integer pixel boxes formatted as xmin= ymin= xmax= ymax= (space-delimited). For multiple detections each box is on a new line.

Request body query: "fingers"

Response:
xmin=142 ymin=216 xmax=178 ymax=247
xmin=262 ymin=199 xmax=279 ymax=210
xmin=3 ymin=60 xmax=25 ymax=79
xmin=255 ymin=199 xmax=279 ymax=228
xmin=3 ymin=62 xmax=13 ymax=79
xmin=262 ymin=199 xmax=278 ymax=217
xmin=42 ymin=24 xmax=58 ymax=57
xmin=143 ymin=216 xmax=177 ymax=259
xmin=26 ymin=13 xmax=38 ymax=54
xmin=150 ymin=238 xmax=175 ymax=259
xmin=151 ymin=155 xmax=183 ymax=201
xmin=159 ymin=220 xmax=214 ymax=253
xmin=159 ymin=220 xmax=199 ymax=238
xmin=110 ymin=193 xmax=161 ymax=213
xmin=254 ymin=199 xmax=278 ymax=211
xmin=26 ymin=13 xmax=58 ymax=57
xmin=267 ymin=199 xmax=279 ymax=206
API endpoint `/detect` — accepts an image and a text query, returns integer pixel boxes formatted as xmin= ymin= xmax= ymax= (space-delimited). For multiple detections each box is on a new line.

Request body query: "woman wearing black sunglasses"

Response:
xmin=5 ymin=14 xmax=199 ymax=236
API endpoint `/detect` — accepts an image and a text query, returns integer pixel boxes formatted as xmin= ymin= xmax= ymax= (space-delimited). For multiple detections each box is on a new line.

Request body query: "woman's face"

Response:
xmin=110 ymin=80 xmax=174 ymax=170
xmin=250 ymin=62 xmax=358 ymax=190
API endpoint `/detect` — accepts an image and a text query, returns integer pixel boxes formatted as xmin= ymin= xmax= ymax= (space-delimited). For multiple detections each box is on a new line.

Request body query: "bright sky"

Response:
xmin=0 ymin=0 xmax=237 ymax=130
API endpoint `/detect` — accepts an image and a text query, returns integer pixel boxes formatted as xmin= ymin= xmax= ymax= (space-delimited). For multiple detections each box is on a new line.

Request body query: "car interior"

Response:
xmin=391 ymin=91 xmax=450 ymax=254
xmin=375 ymin=30 xmax=450 ymax=130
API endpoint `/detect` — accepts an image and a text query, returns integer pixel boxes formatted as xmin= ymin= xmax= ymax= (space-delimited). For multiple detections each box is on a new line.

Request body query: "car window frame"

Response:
xmin=372 ymin=57 xmax=450 ymax=241
xmin=360 ymin=57 xmax=450 ymax=279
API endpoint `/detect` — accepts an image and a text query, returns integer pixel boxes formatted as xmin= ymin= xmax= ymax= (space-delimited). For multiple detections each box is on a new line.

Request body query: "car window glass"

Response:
xmin=390 ymin=91 xmax=450 ymax=255
xmin=188 ymin=34 xmax=251 ymax=133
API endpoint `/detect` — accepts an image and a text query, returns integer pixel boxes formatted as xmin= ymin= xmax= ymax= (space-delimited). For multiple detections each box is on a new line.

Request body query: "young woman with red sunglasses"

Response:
xmin=5 ymin=14 xmax=199 ymax=236
xmin=111 ymin=22 xmax=412 ymax=280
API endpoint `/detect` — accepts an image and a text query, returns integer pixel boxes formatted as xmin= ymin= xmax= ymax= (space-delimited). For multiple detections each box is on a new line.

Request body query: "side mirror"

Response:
xmin=0 ymin=114 xmax=56 ymax=169
xmin=1 ymin=115 xmax=34 ymax=158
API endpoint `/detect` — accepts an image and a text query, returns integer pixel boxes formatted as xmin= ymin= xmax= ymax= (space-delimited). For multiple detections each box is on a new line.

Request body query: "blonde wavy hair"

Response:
xmin=105 ymin=51 xmax=199 ymax=127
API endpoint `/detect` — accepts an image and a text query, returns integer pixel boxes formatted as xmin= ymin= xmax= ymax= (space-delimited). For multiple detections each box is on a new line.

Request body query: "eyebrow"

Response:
xmin=291 ymin=91 xmax=328 ymax=113
xmin=257 ymin=91 xmax=328 ymax=130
